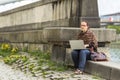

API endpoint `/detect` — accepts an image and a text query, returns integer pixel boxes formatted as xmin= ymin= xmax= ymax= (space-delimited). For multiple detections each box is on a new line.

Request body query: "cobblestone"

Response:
xmin=0 ymin=60 xmax=105 ymax=80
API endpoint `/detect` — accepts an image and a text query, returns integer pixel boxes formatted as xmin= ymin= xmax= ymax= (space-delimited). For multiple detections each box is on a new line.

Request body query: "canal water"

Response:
xmin=109 ymin=42 xmax=120 ymax=63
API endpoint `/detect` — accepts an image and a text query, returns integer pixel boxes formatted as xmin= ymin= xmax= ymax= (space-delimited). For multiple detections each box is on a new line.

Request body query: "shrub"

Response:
xmin=3 ymin=55 xmax=28 ymax=65
xmin=1 ymin=43 xmax=11 ymax=51
xmin=11 ymin=47 xmax=19 ymax=54
xmin=0 ymin=43 xmax=19 ymax=57
xmin=107 ymin=25 xmax=120 ymax=34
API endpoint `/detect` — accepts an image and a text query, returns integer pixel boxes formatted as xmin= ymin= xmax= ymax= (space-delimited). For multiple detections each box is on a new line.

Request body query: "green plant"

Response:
xmin=22 ymin=46 xmax=28 ymax=52
xmin=0 ymin=43 xmax=19 ymax=57
xmin=29 ymin=50 xmax=68 ymax=71
xmin=11 ymin=47 xmax=19 ymax=54
xmin=51 ymin=63 xmax=68 ymax=71
xmin=28 ymin=64 xmax=35 ymax=71
xmin=0 ymin=50 xmax=10 ymax=57
xmin=107 ymin=25 xmax=120 ymax=34
xmin=1 ymin=43 xmax=11 ymax=51
xmin=92 ymin=72 xmax=102 ymax=80
xmin=3 ymin=55 xmax=28 ymax=65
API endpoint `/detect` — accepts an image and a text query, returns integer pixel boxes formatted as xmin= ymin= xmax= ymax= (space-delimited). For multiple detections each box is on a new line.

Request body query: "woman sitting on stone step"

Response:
xmin=71 ymin=21 xmax=98 ymax=74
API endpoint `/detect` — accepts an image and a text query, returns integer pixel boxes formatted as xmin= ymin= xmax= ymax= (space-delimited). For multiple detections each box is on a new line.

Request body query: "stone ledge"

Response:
xmin=0 ymin=27 xmax=116 ymax=46
xmin=65 ymin=48 xmax=119 ymax=80
xmin=44 ymin=27 xmax=116 ymax=42
xmin=85 ymin=61 xmax=120 ymax=80
xmin=0 ymin=19 xmax=70 ymax=32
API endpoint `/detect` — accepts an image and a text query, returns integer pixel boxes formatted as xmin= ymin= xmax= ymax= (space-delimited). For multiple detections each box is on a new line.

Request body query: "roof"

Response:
xmin=101 ymin=12 xmax=120 ymax=17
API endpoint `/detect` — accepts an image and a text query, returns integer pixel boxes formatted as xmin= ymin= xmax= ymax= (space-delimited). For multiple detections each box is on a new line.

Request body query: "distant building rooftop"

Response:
xmin=102 ymin=12 xmax=120 ymax=17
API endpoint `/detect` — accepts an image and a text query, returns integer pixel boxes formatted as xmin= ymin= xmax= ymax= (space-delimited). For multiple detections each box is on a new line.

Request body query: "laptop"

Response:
xmin=69 ymin=40 xmax=86 ymax=50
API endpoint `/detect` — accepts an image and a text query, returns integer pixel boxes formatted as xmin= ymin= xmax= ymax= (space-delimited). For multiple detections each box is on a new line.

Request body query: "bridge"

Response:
xmin=101 ymin=21 xmax=120 ymax=26
xmin=100 ymin=12 xmax=120 ymax=26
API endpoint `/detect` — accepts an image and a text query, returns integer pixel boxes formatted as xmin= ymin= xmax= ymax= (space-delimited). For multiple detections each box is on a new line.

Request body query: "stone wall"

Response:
xmin=0 ymin=27 xmax=116 ymax=63
xmin=0 ymin=0 xmax=99 ymax=28
xmin=0 ymin=27 xmax=116 ymax=44
xmin=0 ymin=0 xmax=116 ymax=64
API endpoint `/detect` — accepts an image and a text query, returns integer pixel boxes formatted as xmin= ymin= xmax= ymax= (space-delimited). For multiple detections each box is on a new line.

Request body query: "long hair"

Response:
xmin=89 ymin=42 xmax=97 ymax=52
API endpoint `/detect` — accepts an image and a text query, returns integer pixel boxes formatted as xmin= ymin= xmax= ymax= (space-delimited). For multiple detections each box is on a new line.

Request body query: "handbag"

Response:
xmin=90 ymin=52 xmax=108 ymax=61
xmin=88 ymin=42 xmax=108 ymax=61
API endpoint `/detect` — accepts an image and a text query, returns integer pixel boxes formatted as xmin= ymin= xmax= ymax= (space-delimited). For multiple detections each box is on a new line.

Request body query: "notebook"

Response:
xmin=69 ymin=40 xmax=86 ymax=50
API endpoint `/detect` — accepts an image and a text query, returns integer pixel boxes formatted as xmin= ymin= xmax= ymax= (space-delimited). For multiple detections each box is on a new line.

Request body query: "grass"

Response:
xmin=92 ymin=73 xmax=102 ymax=80
xmin=28 ymin=50 xmax=68 ymax=71
xmin=0 ymin=50 xmax=10 ymax=57
xmin=0 ymin=44 xmax=68 ymax=72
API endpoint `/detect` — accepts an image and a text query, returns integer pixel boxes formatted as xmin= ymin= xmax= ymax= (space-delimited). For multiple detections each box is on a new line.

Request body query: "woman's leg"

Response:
xmin=78 ymin=49 xmax=90 ymax=71
xmin=71 ymin=50 xmax=80 ymax=69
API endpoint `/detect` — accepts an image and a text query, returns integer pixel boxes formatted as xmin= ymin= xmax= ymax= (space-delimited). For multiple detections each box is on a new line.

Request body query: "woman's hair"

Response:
xmin=89 ymin=42 xmax=97 ymax=52
xmin=81 ymin=21 xmax=89 ymax=26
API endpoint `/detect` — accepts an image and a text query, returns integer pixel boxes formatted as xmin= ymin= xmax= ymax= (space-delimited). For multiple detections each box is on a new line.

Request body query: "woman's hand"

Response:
xmin=84 ymin=44 xmax=89 ymax=48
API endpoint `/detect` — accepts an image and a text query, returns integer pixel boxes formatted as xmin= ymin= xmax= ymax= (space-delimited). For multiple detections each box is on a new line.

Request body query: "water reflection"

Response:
xmin=109 ymin=48 xmax=120 ymax=63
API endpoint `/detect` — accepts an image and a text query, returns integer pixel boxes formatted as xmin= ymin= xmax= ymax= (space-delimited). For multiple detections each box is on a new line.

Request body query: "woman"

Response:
xmin=71 ymin=21 xmax=98 ymax=74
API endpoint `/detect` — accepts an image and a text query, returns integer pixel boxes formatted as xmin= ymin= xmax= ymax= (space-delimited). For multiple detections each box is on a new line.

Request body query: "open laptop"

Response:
xmin=69 ymin=40 xmax=86 ymax=50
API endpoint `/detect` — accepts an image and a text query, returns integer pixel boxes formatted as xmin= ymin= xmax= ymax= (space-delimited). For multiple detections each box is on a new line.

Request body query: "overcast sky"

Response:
xmin=0 ymin=0 xmax=120 ymax=16
xmin=98 ymin=0 xmax=120 ymax=16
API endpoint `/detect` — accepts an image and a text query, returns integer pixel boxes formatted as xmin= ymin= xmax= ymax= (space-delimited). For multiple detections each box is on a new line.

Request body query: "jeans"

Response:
xmin=71 ymin=49 xmax=91 ymax=71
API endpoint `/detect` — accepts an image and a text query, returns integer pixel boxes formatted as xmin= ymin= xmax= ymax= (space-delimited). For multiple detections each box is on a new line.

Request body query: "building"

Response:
xmin=100 ymin=12 xmax=120 ymax=26
xmin=101 ymin=12 xmax=120 ymax=22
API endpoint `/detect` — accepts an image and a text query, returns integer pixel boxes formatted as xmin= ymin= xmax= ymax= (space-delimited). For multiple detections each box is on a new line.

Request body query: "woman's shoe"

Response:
xmin=74 ymin=69 xmax=83 ymax=74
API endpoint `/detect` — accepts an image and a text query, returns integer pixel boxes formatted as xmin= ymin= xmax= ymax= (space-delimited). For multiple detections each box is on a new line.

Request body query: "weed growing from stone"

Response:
xmin=0 ymin=43 xmax=69 ymax=77
xmin=28 ymin=50 xmax=68 ymax=72
xmin=92 ymin=72 xmax=102 ymax=80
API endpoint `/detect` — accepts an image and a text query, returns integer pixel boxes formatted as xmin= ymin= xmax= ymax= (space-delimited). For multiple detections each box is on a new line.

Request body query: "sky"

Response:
xmin=0 ymin=0 xmax=120 ymax=16
xmin=98 ymin=0 xmax=120 ymax=16
xmin=0 ymin=0 xmax=39 ymax=12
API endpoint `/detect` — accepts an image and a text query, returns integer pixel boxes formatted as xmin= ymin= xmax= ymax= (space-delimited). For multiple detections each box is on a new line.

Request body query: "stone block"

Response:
xmin=110 ymin=67 xmax=120 ymax=80
xmin=91 ymin=28 xmax=116 ymax=42
xmin=43 ymin=27 xmax=80 ymax=42
xmin=18 ymin=30 xmax=44 ymax=43
xmin=28 ymin=44 xmax=53 ymax=52
xmin=65 ymin=48 xmax=73 ymax=65
xmin=34 ymin=4 xmax=52 ymax=23
xmin=43 ymin=27 xmax=116 ymax=42
xmin=11 ymin=43 xmax=53 ymax=53
xmin=9 ymin=32 xmax=24 ymax=43
xmin=85 ymin=61 xmax=111 ymax=79
xmin=0 ymin=32 xmax=10 ymax=42
xmin=51 ymin=45 xmax=66 ymax=63
xmin=0 ymin=30 xmax=46 ymax=43
xmin=85 ymin=61 xmax=120 ymax=80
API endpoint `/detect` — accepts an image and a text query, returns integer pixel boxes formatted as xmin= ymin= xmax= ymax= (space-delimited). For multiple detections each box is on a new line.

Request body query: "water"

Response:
xmin=109 ymin=41 xmax=120 ymax=63
xmin=110 ymin=48 xmax=120 ymax=63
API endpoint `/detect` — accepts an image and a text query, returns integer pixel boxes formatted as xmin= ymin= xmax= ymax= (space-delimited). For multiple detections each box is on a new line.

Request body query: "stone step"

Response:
xmin=85 ymin=61 xmax=120 ymax=80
